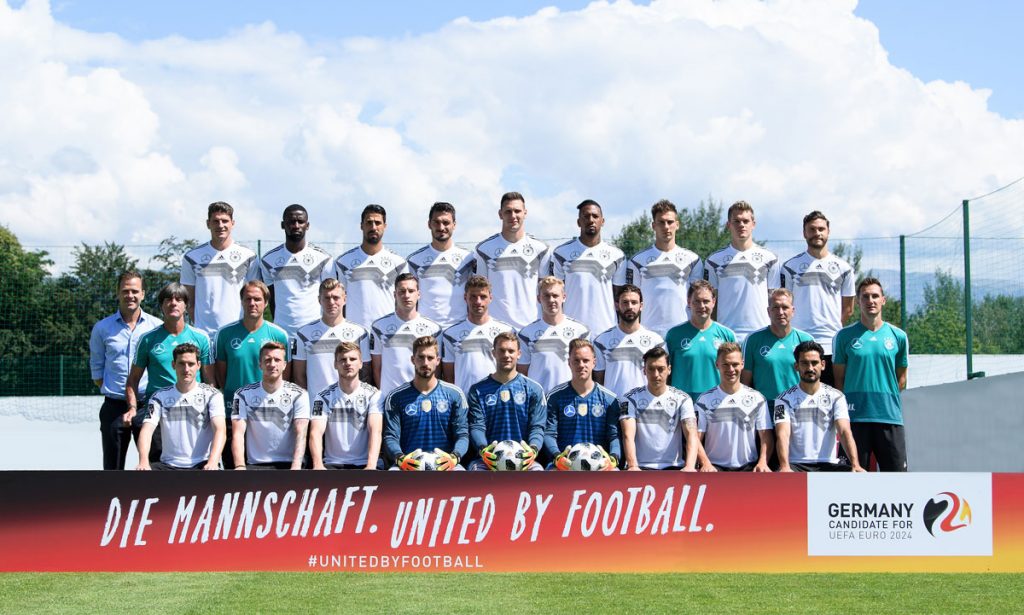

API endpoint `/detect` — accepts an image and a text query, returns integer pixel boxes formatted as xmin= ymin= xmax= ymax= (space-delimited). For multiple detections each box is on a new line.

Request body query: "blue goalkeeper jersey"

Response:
xmin=383 ymin=380 xmax=468 ymax=462
xmin=544 ymin=381 xmax=621 ymax=460
xmin=467 ymin=374 xmax=547 ymax=453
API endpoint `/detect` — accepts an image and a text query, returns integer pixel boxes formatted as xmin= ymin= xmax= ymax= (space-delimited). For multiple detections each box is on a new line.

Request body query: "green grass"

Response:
xmin=1 ymin=573 xmax=1021 ymax=613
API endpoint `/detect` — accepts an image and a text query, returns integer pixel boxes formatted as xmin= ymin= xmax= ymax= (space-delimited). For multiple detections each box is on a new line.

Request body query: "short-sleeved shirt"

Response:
xmin=517 ymin=317 xmax=590 ymax=394
xmin=696 ymin=385 xmax=771 ymax=469
xmin=291 ymin=318 xmax=370 ymax=402
xmin=180 ymin=242 xmax=259 ymax=338
xmin=550 ymin=238 xmax=624 ymax=335
xmin=311 ymin=381 xmax=382 ymax=466
xmin=259 ymin=243 xmax=333 ymax=335
xmin=467 ymin=374 xmax=547 ymax=453
xmin=406 ymin=244 xmax=477 ymax=328
xmin=215 ymin=320 xmax=290 ymax=407
xmin=618 ymin=385 xmax=694 ymax=469
xmin=134 ymin=325 xmax=213 ymax=399
xmin=773 ymin=384 xmax=849 ymax=464
xmin=90 ymin=310 xmax=161 ymax=399
xmin=544 ymin=382 xmax=621 ymax=460
xmin=370 ymin=313 xmax=443 ymax=397
xmin=593 ymin=325 xmax=665 ymax=397
xmin=232 ymin=381 xmax=310 ymax=464
xmin=382 ymin=381 xmax=469 ymax=461
xmin=832 ymin=322 xmax=909 ymax=425
xmin=440 ymin=317 xmax=516 ymax=396
xmin=704 ymin=244 xmax=780 ymax=344
xmin=665 ymin=321 xmax=736 ymax=399
xmin=780 ymin=251 xmax=856 ymax=355
xmin=331 ymin=246 xmax=408 ymax=329
xmin=473 ymin=233 xmax=551 ymax=330
xmin=612 ymin=244 xmax=704 ymax=337
xmin=742 ymin=326 xmax=814 ymax=402
xmin=144 ymin=383 xmax=224 ymax=468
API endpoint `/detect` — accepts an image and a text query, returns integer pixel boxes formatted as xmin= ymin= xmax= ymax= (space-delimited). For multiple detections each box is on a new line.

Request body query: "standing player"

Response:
xmin=593 ymin=284 xmax=665 ymax=397
xmin=619 ymin=347 xmax=701 ymax=471
xmin=125 ymin=283 xmax=214 ymax=462
xmin=466 ymin=332 xmax=545 ymax=471
xmin=291 ymin=278 xmax=370 ymax=402
xmin=665 ymin=280 xmax=737 ymax=400
xmin=775 ymin=341 xmax=864 ymax=472
xmin=741 ymin=289 xmax=814 ymax=403
xmin=545 ymin=339 xmax=621 ymax=469
xmin=308 ymin=342 xmax=383 ymax=470
xmin=136 ymin=344 xmax=226 ymax=470
xmin=406 ymin=202 xmax=477 ymax=328
xmin=833 ymin=278 xmax=909 ymax=472
xmin=231 ymin=342 xmax=310 ymax=470
xmin=440 ymin=275 xmax=515 ymax=395
xmin=370 ymin=273 xmax=443 ymax=397
xmin=331 ymin=204 xmax=408 ymax=329
xmin=613 ymin=199 xmax=703 ymax=337
xmin=517 ymin=277 xmax=590 ymax=394
xmin=781 ymin=211 xmax=856 ymax=385
xmin=382 ymin=336 xmax=468 ymax=471
xmin=705 ymin=201 xmax=780 ymax=344
xmin=181 ymin=201 xmax=259 ymax=341
xmin=259 ymin=204 xmax=332 ymax=337
xmin=550 ymin=200 xmax=624 ymax=335
xmin=89 ymin=271 xmax=160 ymax=470
xmin=474 ymin=192 xmax=551 ymax=330
xmin=695 ymin=343 xmax=773 ymax=472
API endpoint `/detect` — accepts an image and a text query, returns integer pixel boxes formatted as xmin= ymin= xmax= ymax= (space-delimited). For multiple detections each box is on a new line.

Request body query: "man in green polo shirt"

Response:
xmin=833 ymin=277 xmax=909 ymax=472
xmin=741 ymin=288 xmax=814 ymax=402
xmin=666 ymin=280 xmax=736 ymax=399
xmin=215 ymin=280 xmax=290 ymax=468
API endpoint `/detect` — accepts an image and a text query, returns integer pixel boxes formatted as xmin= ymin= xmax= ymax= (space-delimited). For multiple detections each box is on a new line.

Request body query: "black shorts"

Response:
xmin=712 ymin=461 xmax=757 ymax=472
xmin=851 ymin=422 xmax=907 ymax=472
xmin=151 ymin=460 xmax=209 ymax=471
xmin=246 ymin=461 xmax=296 ymax=470
xmin=789 ymin=461 xmax=851 ymax=472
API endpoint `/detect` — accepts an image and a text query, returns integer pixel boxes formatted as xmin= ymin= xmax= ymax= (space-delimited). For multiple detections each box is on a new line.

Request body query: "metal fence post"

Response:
xmin=963 ymin=199 xmax=984 ymax=380
xmin=899 ymin=235 xmax=907 ymax=329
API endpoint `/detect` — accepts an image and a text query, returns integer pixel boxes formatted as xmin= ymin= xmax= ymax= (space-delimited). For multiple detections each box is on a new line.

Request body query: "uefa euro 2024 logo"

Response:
xmin=922 ymin=492 xmax=972 ymax=537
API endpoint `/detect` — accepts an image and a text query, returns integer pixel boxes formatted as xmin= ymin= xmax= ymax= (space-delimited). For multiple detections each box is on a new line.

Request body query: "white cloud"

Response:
xmin=0 ymin=0 xmax=1021 ymax=260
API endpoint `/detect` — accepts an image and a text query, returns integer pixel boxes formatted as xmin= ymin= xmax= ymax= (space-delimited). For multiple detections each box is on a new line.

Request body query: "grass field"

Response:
xmin=1 ymin=573 xmax=1022 ymax=613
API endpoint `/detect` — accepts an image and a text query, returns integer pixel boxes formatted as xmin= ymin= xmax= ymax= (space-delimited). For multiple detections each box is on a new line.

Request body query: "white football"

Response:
xmin=413 ymin=450 xmax=442 ymax=471
xmin=491 ymin=440 xmax=529 ymax=472
xmin=567 ymin=442 xmax=608 ymax=472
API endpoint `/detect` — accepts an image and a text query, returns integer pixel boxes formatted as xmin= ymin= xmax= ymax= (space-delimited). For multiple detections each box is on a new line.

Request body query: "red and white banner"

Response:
xmin=0 ymin=472 xmax=1020 ymax=572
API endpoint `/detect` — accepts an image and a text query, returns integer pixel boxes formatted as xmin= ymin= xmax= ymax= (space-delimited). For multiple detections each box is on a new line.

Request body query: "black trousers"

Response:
xmin=99 ymin=397 xmax=132 ymax=470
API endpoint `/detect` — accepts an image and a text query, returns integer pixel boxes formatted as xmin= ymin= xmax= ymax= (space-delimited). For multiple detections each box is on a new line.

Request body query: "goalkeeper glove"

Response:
xmin=480 ymin=442 xmax=499 ymax=471
xmin=398 ymin=449 xmax=422 ymax=472
xmin=519 ymin=441 xmax=537 ymax=470
xmin=434 ymin=449 xmax=458 ymax=472
xmin=598 ymin=445 xmax=618 ymax=471
xmin=554 ymin=446 xmax=573 ymax=471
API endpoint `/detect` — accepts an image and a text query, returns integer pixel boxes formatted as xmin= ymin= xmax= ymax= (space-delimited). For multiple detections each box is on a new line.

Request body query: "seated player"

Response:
xmin=695 ymin=343 xmax=773 ymax=472
xmin=544 ymin=339 xmax=621 ymax=470
xmin=231 ymin=342 xmax=310 ymax=470
xmin=136 ymin=343 xmax=226 ymax=470
xmin=382 ymin=336 xmax=468 ymax=471
xmin=619 ymin=347 xmax=701 ymax=471
xmin=466 ymin=332 xmax=545 ymax=471
xmin=775 ymin=341 xmax=865 ymax=472
xmin=309 ymin=342 xmax=384 ymax=470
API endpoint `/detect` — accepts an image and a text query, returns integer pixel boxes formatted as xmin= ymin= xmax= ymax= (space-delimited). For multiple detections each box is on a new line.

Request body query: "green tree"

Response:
xmin=906 ymin=270 xmax=964 ymax=353
xmin=611 ymin=195 xmax=730 ymax=260
xmin=141 ymin=236 xmax=199 ymax=313
xmin=0 ymin=226 xmax=51 ymax=357
xmin=972 ymin=294 xmax=1024 ymax=353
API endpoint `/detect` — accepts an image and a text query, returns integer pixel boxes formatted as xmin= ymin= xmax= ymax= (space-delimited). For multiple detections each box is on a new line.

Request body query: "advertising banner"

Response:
xmin=0 ymin=472 xmax=1020 ymax=572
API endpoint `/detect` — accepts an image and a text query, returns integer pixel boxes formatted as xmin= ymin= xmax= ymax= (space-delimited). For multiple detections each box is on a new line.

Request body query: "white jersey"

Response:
xmin=441 ymin=317 xmax=516 ymax=395
xmin=517 ymin=317 xmax=590 ymax=394
xmin=613 ymin=244 xmax=704 ymax=337
xmin=259 ymin=243 xmax=333 ymax=335
xmin=550 ymin=238 xmax=624 ymax=335
xmin=232 ymin=381 xmax=310 ymax=464
xmin=704 ymin=244 xmax=780 ymax=344
xmin=696 ymin=385 xmax=770 ymax=469
xmin=370 ymin=313 xmax=443 ymax=397
xmin=291 ymin=319 xmax=370 ymax=403
xmin=331 ymin=246 xmax=408 ymax=329
xmin=180 ymin=242 xmax=259 ymax=338
xmin=406 ymin=244 xmax=476 ymax=328
xmin=773 ymin=384 xmax=849 ymax=464
xmin=618 ymin=385 xmax=694 ymax=469
xmin=593 ymin=325 xmax=665 ymax=397
xmin=780 ymin=252 xmax=855 ymax=354
xmin=144 ymin=383 xmax=225 ymax=468
xmin=311 ymin=381 xmax=382 ymax=466
xmin=473 ymin=233 xmax=551 ymax=330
